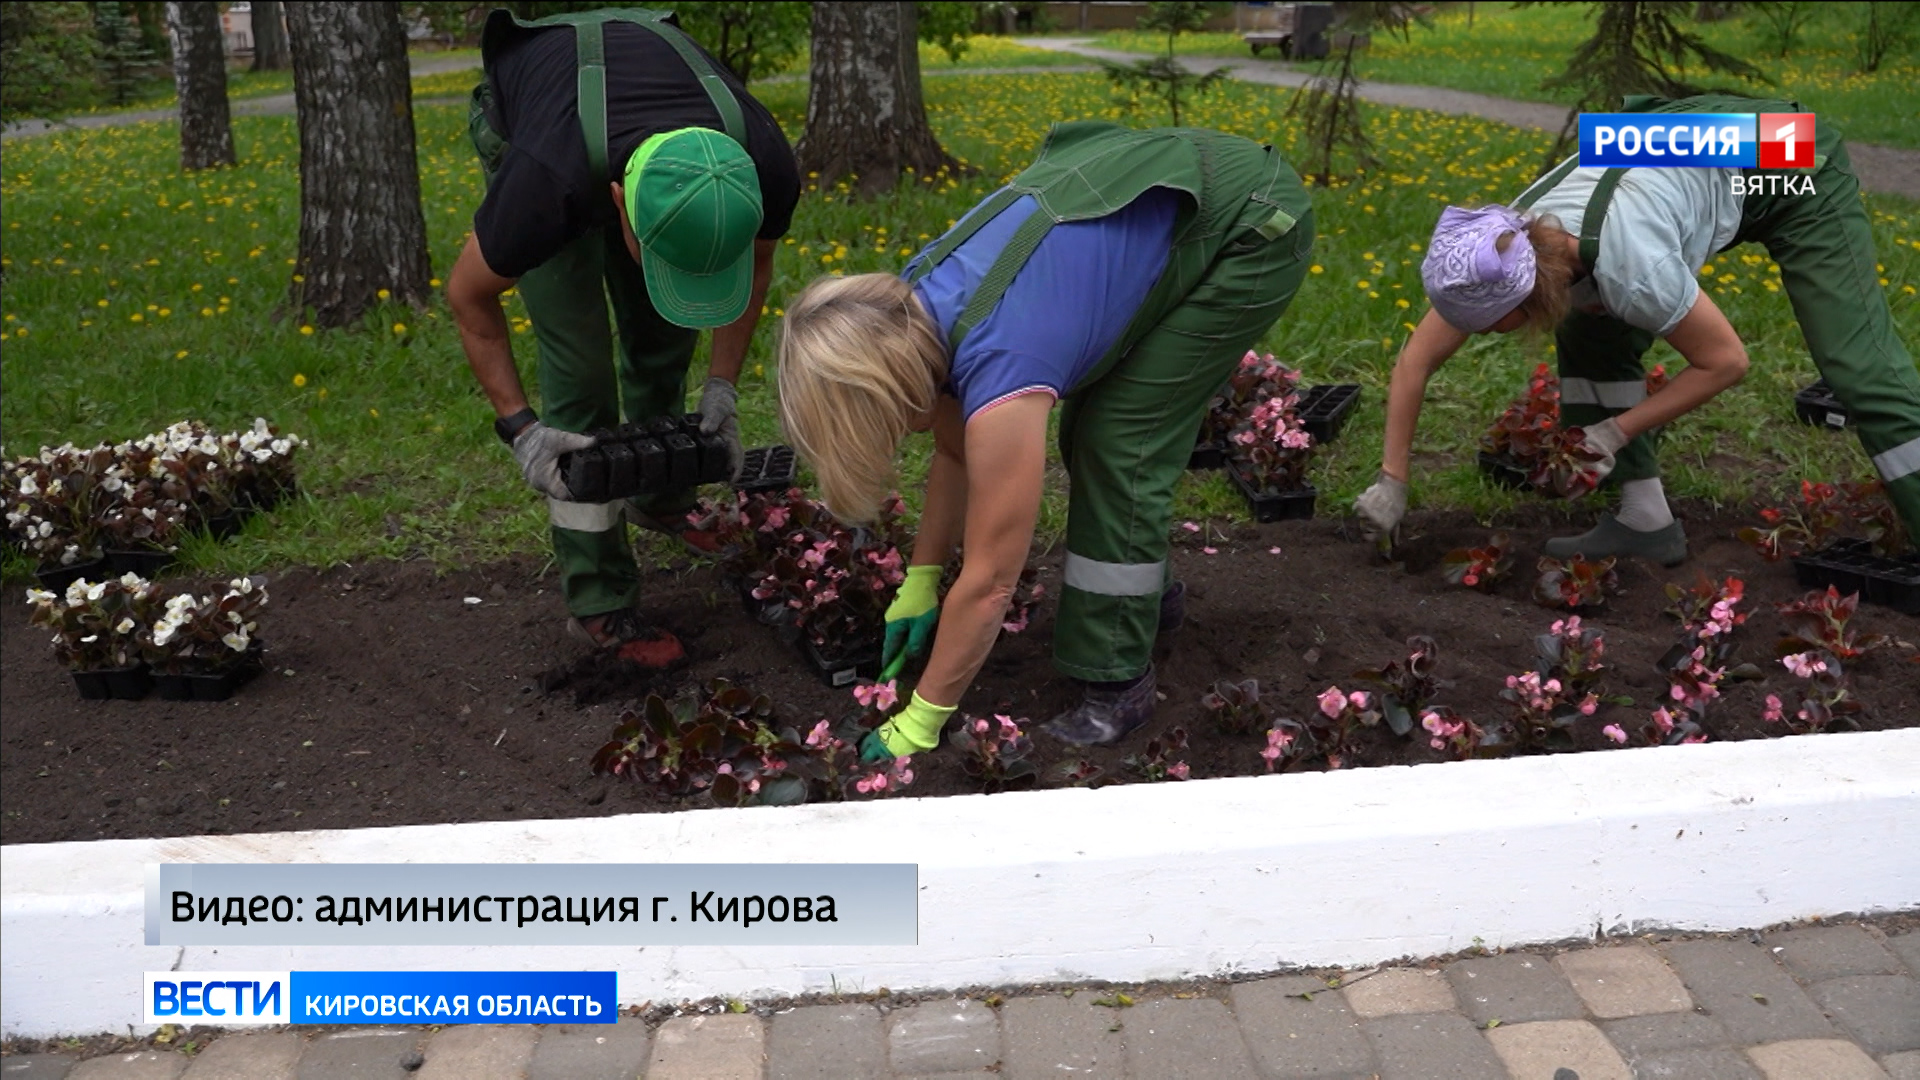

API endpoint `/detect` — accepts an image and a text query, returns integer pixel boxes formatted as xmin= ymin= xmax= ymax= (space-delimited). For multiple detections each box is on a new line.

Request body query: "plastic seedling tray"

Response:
xmin=1226 ymin=462 xmax=1316 ymax=523
xmin=36 ymin=556 xmax=110 ymax=593
xmin=1187 ymin=441 xmax=1226 ymax=471
xmin=106 ymin=549 xmax=175 ymax=579
xmin=1477 ymin=451 xmax=1536 ymax=491
xmin=1298 ymin=384 xmax=1361 ymax=445
xmin=1791 ymin=538 xmax=1920 ymax=615
xmin=72 ymin=665 xmax=151 ymax=701
xmin=1793 ymin=379 xmax=1849 ymax=429
xmin=802 ymin=638 xmax=883 ymax=689
xmin=735 ymin=445 xmax=799 ymax=494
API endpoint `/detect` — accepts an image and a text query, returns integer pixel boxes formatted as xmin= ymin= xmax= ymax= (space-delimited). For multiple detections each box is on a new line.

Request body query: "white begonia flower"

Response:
xmin=26 ymin=588 xmax=56 ymax=605
xmin=102 ymin=476 xmax=123 ymax=492
xmin=152 ymin=620 xmax=178 ymax=647
xmin=251 ymin=448 xmax=272 ymax=463
xmin=116 ymin=617 xmax=136 ymax=633
xmin=80 ymin=634 xmax=98 ymax=644
xmin=271 ymin=439 xmax=291 ymax=455
xmin=222 ymin=630 xmax=250 ymax=651
xmin=120 ymin=572 xmax=143 ymax=587
xmin=85 ymin=581 xmax=107 ymax=601
xmin=230 ymin=577 xmax=252 ymax=594
xmin=18 ymin=475 xmax=37 ymax=496
xmin=39 ymin=520 xmax=55 ymax=538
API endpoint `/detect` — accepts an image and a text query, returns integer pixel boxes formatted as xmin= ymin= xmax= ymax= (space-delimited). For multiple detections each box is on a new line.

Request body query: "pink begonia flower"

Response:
xmin=893 ymin=759 xmax=914 ymax=786
xmin=996 ymin=715 xmax=1021 ymax=739
xmin=805 ymin=720 xmax=832 ymax=749
xmin=972 ymin=717 xmax=990 ymax=735
xmin=854 ymin=777 xmax=872 ymax=794
xmin=1002 ymin=610 xmax=1030 ymax=634
xmin=1202 ymin=546 xmax=1218 ymax=555
xmin=1317 ymin=686 xmax=1347 ymax=719
xmin=1578 ymin=694 xmax=1599 ymax=716
xmin=853 ymin=680 xmax=899 ymax=712
xmin=1462 ymin=572 xmax=1480 ymax=586
xmin=1762 ymin=695 xmax=1785 ymax=723
xmin=1603 ymin=724 xmax=1627 ymax=744
xmin=1167 ymin=762 xmax=1190 ymax=780
xmin=764 ymin=506 xmax=789 ymax=530
xmin=1281 ymin=429 xmax=1312 ymax=450
xmin=1782 ymin=652 xmax=1826 ymax=679
xmin=1261 ymin=728 xmax=1295 ymax=764
xmin=1681 ymin=732 xmax=1709 ymax=744
xmin=1181 ymin=521 xmax=1201 ymax=533
xmin=1348 ymin=690 xmax=1371 ymax=711
xmin=1269 ymin=546 xmax=1282 ymax=555
xmin=1650 ymin=707 xmax=1676 ymax=737
xmin=1326 ymin=753 xmax=1345 ymax=770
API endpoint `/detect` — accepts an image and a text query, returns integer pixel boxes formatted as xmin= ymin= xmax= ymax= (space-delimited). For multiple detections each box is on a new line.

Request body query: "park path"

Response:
xmin=11 ymin=41 xmax=1912 ymax=202
xmin=1015 ymin=37 xmax=1920 ymax=201
xmin=0 ymin=54 xmax=484 ymax=140
xmin=10 ymin=919 xmax=1919 ymax=1078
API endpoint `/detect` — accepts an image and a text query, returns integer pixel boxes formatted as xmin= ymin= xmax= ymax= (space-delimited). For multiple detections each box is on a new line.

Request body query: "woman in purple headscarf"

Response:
xmin=1353 ymin=96 xmax=1920 ymax=565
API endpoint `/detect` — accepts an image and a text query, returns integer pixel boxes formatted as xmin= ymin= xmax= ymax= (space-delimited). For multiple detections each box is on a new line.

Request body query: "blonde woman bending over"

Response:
xmin=779 ymin=122 xmax=1314 ymax=760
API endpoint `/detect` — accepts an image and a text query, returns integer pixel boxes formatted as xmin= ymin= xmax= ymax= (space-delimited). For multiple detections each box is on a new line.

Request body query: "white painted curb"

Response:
xmin=5 ymin=728 xmax=1918 ymax=1038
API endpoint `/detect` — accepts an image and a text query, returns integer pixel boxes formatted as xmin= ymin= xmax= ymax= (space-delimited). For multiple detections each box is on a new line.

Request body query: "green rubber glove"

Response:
xmin=860 ymin=691 xmax=955 ymax=762
xmin=879 ymin=564 xmax=942 ymax=681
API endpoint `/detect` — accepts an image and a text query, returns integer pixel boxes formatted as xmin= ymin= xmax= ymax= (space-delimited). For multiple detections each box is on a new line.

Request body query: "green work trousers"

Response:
xmin=470 ymin=90 xmax=699 ymax=619
xmin=1555 ymin=114 xmax=1920 ymax=533
xmin=1054 ymin=205 xmax=1315 ymax=682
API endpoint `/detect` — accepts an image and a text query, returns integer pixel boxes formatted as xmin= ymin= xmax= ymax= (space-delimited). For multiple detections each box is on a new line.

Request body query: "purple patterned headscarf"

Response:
xmin=1421 ymin=205 xmax=1536 ymax=333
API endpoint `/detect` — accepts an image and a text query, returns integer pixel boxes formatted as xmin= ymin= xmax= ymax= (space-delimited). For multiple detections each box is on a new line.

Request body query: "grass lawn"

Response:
xmin=1089 ymin=2 xmax=1920 ymax=149
xmin=3 ymin=70 xmax=1915 ymax=578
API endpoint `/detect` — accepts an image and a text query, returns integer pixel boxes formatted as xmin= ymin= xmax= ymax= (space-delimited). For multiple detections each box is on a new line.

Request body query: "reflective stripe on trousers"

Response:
xmin=1063 ymin=553 xmax=1167 ymax=597
xmin=548 ymin=498 xmax=623 ymax=533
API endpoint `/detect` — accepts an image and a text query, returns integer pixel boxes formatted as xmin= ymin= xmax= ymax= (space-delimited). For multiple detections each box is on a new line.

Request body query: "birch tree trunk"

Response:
xmin=284 ymin=1 xmax=431 ymax=327
xmin=251 ymin=0 xmax=289 ymax=72
xmin=796 ymin=1 xmax=960 ymax=199
xmin=166 ymin=2 xmax=233 ymax=170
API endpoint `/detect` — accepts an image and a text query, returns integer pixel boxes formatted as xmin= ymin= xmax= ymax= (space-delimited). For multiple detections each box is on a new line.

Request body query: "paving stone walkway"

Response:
xmin=7 ymin=922 xmax=1916 ymax=1079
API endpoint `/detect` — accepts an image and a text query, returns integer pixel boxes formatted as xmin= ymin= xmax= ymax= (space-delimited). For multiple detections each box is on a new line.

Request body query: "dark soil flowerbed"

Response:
xmin=4 ymin=504 xmax=1916 ymax=846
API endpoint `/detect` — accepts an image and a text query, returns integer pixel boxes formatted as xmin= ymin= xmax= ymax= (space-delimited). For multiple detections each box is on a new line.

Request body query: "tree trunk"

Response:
xmin=165 ymin=2 xmax=234 ymax=170
xmin=284 ymin=1 xmax=431 ymax=327
xmin=251 ymin=0 xmax=289 ymax=71
xmin=797 ymin=1 xmax=961 ymax=199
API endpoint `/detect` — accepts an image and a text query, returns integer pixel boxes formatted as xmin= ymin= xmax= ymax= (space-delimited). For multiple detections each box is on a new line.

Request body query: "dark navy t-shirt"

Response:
xmin=906 ymin=188 xmax=1179 ymax=422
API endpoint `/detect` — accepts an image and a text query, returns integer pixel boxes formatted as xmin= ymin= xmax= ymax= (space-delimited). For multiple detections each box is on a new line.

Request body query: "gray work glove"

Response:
xmin=512 ymin=422 xmax=596 ymax=501
xmin=698 ymin=376 xmax=745 ymax=479
xmin=1353 ymin=471 xmax=1409 ymax=546
xmin=1570 ymin=417 xmax=1630 ymax=491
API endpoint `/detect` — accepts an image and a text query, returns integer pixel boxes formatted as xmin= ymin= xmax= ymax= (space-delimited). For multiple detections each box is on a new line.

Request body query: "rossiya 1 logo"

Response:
xmin=1577 ymin=113 xmax=1817 ymax=169
xmin=1757 ymin=112 xmax=1816 ymax=169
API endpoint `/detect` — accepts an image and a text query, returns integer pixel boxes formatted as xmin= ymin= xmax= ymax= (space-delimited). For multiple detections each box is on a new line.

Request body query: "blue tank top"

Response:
xmin=905 ymin=188 xmax=1179 ymax=422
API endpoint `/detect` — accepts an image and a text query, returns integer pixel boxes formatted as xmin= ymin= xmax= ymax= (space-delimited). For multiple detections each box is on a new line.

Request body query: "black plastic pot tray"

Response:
xmin=1187 ymin=441 xmax=1227 ymax=471
xmin=735 ymin=445 xmax=799 ymax=495
xmin=1227 ymin=463 xmax=1316 ymax=523
xmin=559 ymin=414 xmax=732 ymax=503
xmin=1298 ymin=383 xmax=1361 ymax=445
xmin=1477 ymin=451 xmax=1537 ymax=492
xmin=1790 ymin=538 xmax=1920 ymax=615
xmin=1793 ymin=380 xmax=1849 ymax=430
xmin=72 ymin=665 xmax=152 ymax=701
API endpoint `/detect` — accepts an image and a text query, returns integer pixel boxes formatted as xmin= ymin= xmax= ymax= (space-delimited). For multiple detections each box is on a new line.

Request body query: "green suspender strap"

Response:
xmin=1512 ymin=154 xmax=1581 ymax=212
xmin=483 ymin=8 xmax=747 ymax=190
xmin=1508 ymin=154 xmax=1626 ymax=268
xmin=571 ymin=14 xmax=747 ymax=189
xmin=1576 ymin=167 xmax=1628 ymax=269
xmin=901 ymin=189 xmax=1061 ymax=351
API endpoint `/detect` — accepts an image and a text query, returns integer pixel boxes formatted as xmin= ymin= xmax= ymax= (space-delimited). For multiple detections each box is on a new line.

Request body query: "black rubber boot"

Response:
xmin=1542 ymin=514 xmax=1688 ymax=566
xmin=1042 ymin=665 xmax=1158 ymax=746
xmin=1159 ymin=580 xmax=1186 ymax=632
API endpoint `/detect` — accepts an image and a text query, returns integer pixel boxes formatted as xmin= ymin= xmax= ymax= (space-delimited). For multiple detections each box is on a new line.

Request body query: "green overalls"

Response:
xmin=467 ymin=8 xmax=749 ymax=619
xmin=1517 ymin=94 xmax=1920 ymax=536
xmin=908 ymin=123 xmax=1315 ymax=681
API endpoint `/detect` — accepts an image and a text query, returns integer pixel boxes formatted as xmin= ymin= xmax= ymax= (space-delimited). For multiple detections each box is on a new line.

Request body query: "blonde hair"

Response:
xmin=1502 ymin=214 xmax=1579 ymax=336
xmin=777 ymin=273 xmax=948 ymax=523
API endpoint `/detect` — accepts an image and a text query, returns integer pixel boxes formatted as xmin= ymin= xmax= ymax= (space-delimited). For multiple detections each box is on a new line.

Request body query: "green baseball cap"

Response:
xmin=623 ymin=127 xmax=763 ymax=329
